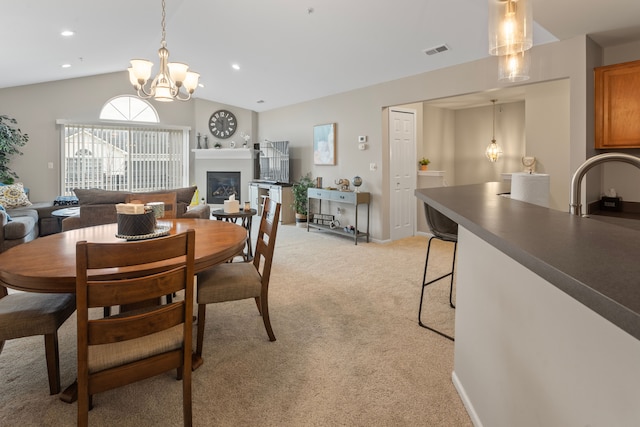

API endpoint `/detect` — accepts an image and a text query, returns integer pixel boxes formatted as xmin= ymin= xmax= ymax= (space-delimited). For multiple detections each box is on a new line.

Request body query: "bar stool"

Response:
xmin=418 ymin=202 xmax=458 ymax=341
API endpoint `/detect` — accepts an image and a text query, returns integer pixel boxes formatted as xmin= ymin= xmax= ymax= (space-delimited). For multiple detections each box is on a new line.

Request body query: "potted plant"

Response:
xmin=0 ymin=115 xmax=28 ymax=184
xmin=291 ymin=173 xmax=315 ymax=222
xmin=419 ymin=157 xmax=430 ymax=171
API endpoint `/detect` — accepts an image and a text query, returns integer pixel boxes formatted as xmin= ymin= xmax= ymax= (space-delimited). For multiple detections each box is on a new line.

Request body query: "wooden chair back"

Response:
xmin=75 ymin=229 xmax=195 ymax=427
xmin=253 ymin=198 xmax=281 ymax=289
xmin=125 ymin=191 xmax=178 ymax=219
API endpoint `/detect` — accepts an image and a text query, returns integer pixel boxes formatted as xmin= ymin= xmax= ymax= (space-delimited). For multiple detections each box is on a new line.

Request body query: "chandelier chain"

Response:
xmin=161 ymin=0 xmax=166 ymax=46
xmin=492 ymin=99 xmax=496 ymax=142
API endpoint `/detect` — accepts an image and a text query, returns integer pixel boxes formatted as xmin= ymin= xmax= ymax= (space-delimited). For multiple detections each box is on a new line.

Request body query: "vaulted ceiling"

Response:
xmin=3 ymin=0 xmax=640 ymax=112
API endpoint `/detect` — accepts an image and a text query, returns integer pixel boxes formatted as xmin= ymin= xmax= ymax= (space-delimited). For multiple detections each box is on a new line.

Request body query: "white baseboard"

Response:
xmin=452 ymin=370 xmax=482 ymax=427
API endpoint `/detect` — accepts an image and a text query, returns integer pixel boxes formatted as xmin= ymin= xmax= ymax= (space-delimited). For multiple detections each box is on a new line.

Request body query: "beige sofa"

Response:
xmin=61 ymin=186 xmax=210 ymax=231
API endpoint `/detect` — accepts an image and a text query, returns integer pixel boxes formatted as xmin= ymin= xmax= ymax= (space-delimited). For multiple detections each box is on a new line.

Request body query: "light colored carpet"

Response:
xmin=0 ymin=224 xmax=471 ymax=426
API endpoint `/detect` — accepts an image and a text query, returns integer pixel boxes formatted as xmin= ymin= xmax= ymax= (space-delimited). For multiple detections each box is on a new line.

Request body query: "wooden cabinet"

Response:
xmin=595 ymin=59 xmax=640 ymax=148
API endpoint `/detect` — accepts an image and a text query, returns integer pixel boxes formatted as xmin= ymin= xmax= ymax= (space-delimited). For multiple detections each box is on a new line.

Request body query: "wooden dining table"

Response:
xmin=0 ymin=218 xmax=247 ymax=401
xmin=0 ymin=218 xmax=246 ymax=293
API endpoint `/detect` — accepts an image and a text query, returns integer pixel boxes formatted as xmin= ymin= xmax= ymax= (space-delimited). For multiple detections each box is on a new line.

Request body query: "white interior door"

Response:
xmin=389 ymin=108 xmax=416 ymax=241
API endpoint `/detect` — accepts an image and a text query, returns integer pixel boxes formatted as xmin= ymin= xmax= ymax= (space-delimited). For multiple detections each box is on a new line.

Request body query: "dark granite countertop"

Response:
xmin=415 ymin=182 xmax=640 ymax=341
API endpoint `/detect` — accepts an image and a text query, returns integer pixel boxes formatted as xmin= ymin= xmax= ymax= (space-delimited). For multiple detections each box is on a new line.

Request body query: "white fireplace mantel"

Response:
xmin=193 ymin=148 xmax=255 ymax=207
xmin=192 ymin=148 xmax=255 ymax=160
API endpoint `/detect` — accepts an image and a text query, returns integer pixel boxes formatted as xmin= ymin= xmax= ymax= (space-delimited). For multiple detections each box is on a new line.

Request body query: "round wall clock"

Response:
xmin=209 ymin=110 xmax=237 ymax=139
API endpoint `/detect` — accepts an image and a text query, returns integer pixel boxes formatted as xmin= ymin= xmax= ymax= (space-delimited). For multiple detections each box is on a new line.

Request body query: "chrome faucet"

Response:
xmin=570 ymin=152 xmax=640 ymax=216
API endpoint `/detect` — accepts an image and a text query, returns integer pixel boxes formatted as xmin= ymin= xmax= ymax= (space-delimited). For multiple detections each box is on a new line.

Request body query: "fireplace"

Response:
xmin=193 ymin=148 xmax=255 ymax=207
xmin=207 ymin=171 xmax=241 ymax=204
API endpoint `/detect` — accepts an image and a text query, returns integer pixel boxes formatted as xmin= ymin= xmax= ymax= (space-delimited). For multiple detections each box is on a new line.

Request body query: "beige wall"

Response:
xmin=525 ymin=79 xmax=571 ymax=211
xmin=6 ymin=35 xmax=640 ymax=240
xmin=453 ymin=102 xmax=525 ymax=186
xmin=0 ymin=72 xmax=257 ymax=202
xmin=260 ymin=36 xmax=596 ymax=240
xmin=422 ymin=105 xmax=455 ymax=186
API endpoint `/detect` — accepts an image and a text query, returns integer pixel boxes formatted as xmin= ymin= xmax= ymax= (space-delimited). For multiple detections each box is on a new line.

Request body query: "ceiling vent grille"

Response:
xmin=424 ymin=44 xmax=450 ymax=56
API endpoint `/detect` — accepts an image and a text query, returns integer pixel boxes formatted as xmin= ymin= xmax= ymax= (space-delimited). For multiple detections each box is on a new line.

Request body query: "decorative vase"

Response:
xmin=420 ymin=165 xmax=428 ymax=171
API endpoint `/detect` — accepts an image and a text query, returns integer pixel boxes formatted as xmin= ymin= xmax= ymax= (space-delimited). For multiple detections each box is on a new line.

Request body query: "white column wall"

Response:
xmin=453 ymin=226 xmax=640 ymax=427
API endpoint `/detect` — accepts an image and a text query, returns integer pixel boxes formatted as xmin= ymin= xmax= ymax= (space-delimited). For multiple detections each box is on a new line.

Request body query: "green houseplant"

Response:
xmin=291 ymin=173 xmax=315 ymax=222
xmin=0 ymin=115 xmax=28 ymax=184
xmin=419 ymin=157 xmax=430 ymax=171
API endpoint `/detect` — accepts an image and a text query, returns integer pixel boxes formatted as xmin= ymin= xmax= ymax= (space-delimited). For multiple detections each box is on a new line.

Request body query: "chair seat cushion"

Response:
xmin=197 ymin=263 xmax=262 ymax=304
xmin=88 ymin=324 xmax=184 ymax=373
xmin=0 ymin=292 xmax=76 ymax=340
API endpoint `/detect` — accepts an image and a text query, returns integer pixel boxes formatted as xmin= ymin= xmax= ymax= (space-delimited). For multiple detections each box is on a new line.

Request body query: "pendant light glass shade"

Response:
xmin=498 ymin=49 xmax=530 ymax=82
xmin=488 ymin=0 xmax=532 ymax=56
xmin=486 ymin=140 xmax=503 ymax=162
xmin=485 ymin=100 xmax=503 ymax=162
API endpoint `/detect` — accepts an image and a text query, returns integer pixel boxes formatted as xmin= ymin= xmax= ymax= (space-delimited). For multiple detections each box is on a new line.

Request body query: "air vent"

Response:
xmin=423 ymin=44 xmax=450 ymax=56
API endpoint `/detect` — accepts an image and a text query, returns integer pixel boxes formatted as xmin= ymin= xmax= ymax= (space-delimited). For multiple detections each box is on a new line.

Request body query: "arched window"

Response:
xmin=59 ymin=96 xmax=189 ymax=195
xmin=99 ymin=95 xmax=159 ymax=123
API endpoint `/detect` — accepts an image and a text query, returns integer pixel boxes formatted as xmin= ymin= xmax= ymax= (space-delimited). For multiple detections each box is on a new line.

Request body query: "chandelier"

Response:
xmin=127 ymin=0 xmax=199 ymax=102
xmin=488 ymin=0 xmax=532 ymax=82
xmin=485 ymin=100 xmax=503 ymax=162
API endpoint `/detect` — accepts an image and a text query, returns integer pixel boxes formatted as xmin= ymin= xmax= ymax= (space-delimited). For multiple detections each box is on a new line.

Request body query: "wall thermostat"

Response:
xmin=358 ymin=135 xmax=367 ymax=143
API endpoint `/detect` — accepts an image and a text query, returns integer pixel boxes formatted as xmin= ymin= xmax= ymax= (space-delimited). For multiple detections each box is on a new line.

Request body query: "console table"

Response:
xmin=307 ymin=188 xmax=370 ymax=245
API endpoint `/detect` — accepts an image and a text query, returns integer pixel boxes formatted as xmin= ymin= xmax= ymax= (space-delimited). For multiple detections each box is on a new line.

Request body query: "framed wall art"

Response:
xmin=313 ymin=123 xmax=336 ymax=165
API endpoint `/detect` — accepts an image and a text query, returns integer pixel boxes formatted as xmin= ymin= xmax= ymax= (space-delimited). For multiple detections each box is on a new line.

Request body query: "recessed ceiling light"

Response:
xmin=198 ymin=83 xmax=205 ymax=88
xmin=61 ymin=30 xmax=75 ymax=37
xmin=62 ymin=64 xmax=71 ymax=68
xmin=232 ymin=64 xmax=240 ymax=70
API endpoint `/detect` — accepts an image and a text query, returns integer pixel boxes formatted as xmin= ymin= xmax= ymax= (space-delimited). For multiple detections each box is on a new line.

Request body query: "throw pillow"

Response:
xmin=0 ymin=182 xmax=31 ymax=208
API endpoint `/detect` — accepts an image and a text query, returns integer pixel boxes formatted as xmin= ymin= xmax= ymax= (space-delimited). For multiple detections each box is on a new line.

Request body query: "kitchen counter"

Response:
xmin=415 ymin=182 xmax=640 ymax=426
xmin=415 ymin=181 xmax=640 ymax=340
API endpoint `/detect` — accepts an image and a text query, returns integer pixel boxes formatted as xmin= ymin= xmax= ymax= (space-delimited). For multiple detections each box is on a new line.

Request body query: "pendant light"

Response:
xmin=485 ymin=100 xmax=503 ymax=162
xmin=498 ymin=49 xmax=530 ymax=82
xmin=488 ymin=0 xmax=533 ymax=81
xmin=488 ymin=0 xmax=532 ymax=56
xmin=128 ymin=0 xmax=200 ymax=102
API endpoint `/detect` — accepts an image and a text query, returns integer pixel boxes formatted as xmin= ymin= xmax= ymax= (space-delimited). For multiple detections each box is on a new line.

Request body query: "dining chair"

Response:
xmin=125 ymin=191 xmax=178 ymax=219
xmin=418 ymin=202 xmax=458 ymax=341
xmin=195 ymin=198 xmax=281 ymax=360
xmin=75 ymin=229 xmax=195 ymax=427
xmin=123 ymin=191 xmax=180 ymax=309
xmin=0 ymin=285 xmax=76 ymax=394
